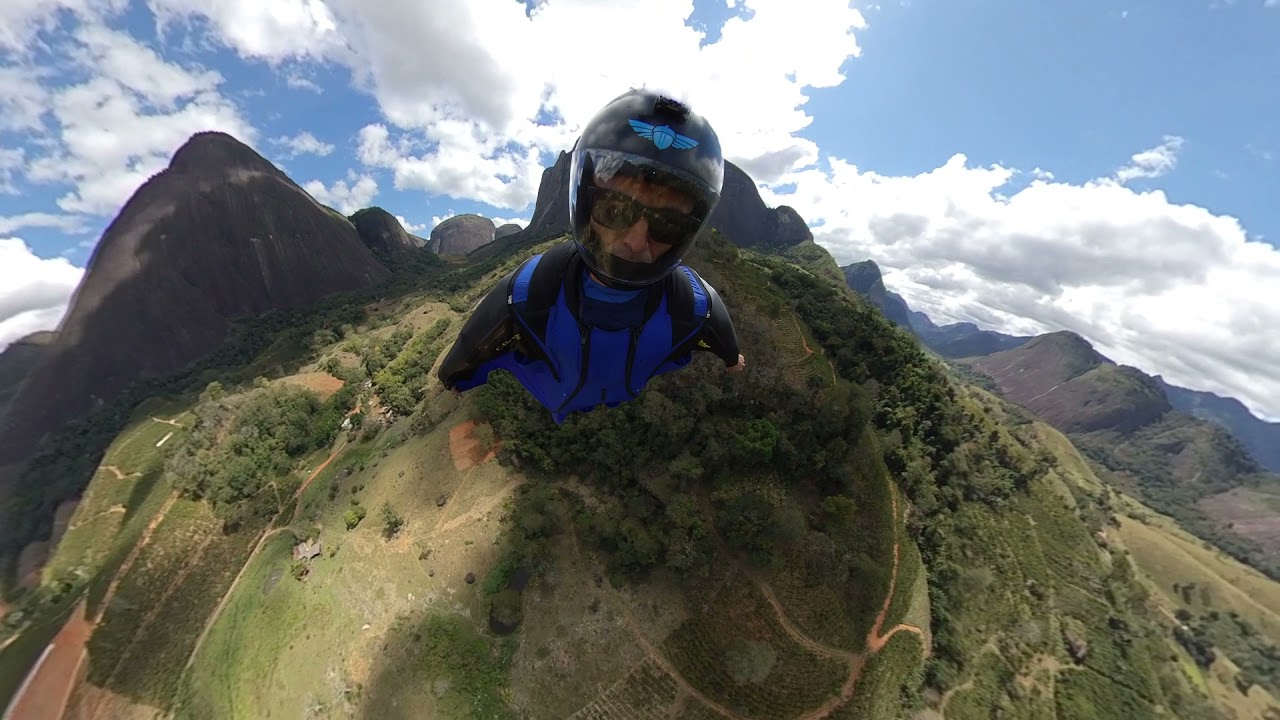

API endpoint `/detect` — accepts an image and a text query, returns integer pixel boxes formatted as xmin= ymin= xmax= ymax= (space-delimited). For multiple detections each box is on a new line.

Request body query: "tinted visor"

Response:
xmin=571 ymin=149 xmax=719 ymax=287
xmin=587 ymin=186 xmax=703 ymax=246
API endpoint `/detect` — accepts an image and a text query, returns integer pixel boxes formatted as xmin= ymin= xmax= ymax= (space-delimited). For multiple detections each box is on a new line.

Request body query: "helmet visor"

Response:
xmin=571 ymin=148 xmax=719 ymax=287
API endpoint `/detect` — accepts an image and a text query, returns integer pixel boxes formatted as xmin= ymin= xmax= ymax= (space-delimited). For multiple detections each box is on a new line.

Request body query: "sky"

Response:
xmin=1 ymin=0 xmax=1279 ymax=420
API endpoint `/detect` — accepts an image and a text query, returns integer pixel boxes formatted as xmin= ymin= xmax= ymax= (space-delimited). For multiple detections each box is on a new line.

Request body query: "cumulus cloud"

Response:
xmin=0 ymin=238 xmax=84 ymax=350
xmin=147 ymin=0 xmax=868 ymax=209
xmin=8 ymin=22 xmax=256 ymax=217
xmin=1115 ymin=135 xmax=1184 ymax=183
xmin=0 ymin=0 xmax=128 ymax=52
xmin=303 ymin=171 xmax=377 ymax=214
xmin=0 ymin=212 xmax=89 ymax=234
xmin=271 ymin=130 xmax=334 ymax=158
xmin=394 ymin=214 xmax=425 ymax=233
xmin=4 ymin=1 xmax=1277 ymax=426
xmin=758 ymin=150 xmax=1280 ymax=421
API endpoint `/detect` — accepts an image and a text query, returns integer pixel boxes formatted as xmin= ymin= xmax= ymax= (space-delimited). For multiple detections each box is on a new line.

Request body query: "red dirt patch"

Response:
xmin=449 ymin=420 xmax=499 ymax=471
xmin=275 ymin=371 xmax=345 ymax=401
xmin=6 ymin=600 xmax=93 ymax=720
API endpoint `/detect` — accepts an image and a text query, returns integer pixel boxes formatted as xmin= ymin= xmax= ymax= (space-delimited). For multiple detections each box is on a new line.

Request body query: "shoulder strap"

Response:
xmin=666 ymin=265 xmax=711 ymax=348
xmin=510 ymin=240 xmax=578 ymax=343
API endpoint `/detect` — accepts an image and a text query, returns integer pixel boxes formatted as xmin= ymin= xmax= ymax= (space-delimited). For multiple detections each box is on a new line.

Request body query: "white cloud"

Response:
xmin=146 ymin=0 xmax=869 ymax=209
xmin=0 ymin=212 xmax=88 ymax=234
xmin=271 ymin=130 xmax=334 ymax=158
xmin=0 ymin=147 xmax=28 ymax=194
xmin=11 ymin=22 xmax=256 ymax=217
xmin=758 ymin=147 xmax=1280 ymax=421
xmin=490 ymin=216 xmax=527 ymax=229
xmin=3 ymin=1 xmax=1276 ymax=429
xmin=0 ymin=238 xmax=84 ymax=350
xmin=303 ymin=171 xmax=377 ymax=214
xmin=147 ymin=0 xmax=347 ymax=64
xmin=1115 ymin=135 xmax=1184 ymax=183
xmin=394 ymin=214 xmax=425 ymax=233
xmin=0 ymin=0 xmax=128 ymax=52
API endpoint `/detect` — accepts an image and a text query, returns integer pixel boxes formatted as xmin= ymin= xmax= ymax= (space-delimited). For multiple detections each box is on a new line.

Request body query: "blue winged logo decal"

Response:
xmin=629 ymin=119 xmax=699 ymax=150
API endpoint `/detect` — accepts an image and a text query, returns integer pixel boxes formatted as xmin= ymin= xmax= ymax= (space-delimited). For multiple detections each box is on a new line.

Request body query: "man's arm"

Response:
xmin=697 ymin=281 xmax=746 ymax=372
xmin=436 ymin=269 xmax=519 ymax=391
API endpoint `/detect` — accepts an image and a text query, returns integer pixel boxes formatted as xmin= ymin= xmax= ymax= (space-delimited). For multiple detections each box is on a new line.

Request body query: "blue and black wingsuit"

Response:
xmin=436 ymin=88 xmax=743 ymax=424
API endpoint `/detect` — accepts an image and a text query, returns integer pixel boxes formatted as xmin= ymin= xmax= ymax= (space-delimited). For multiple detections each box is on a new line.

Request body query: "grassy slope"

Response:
xmin=1031 ymin=416 xmax=1280 ymax=718
xmin=9 ymin=232 xmax=1277 ymax=720
xmin=0 ymin=396 xmax=192 ymax=710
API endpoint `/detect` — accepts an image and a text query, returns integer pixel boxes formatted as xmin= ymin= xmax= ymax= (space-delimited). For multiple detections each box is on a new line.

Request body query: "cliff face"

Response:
xmin=0 ymin=131 xmax=391 ymax=464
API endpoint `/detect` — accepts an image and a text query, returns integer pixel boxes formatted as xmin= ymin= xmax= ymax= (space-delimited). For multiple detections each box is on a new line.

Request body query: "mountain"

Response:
xmin=968 ymin=331 xmax=1170 ymax=433
xmin=963 ymin=330 xmax=1280 ymax=580
xmin=1156 ymin=376 xmax=1280 ymax=475
xmin=0 ymin=148 xmax=1268 ymax=720
xmin=841 ymin=259 xmax=1031 ymax=357
xmin=349 ymin=206 xmax=426 ymax=254
xmin=512 ymin=150 xmax=813 ymax=250
xmin=706 ymin=161 xmax=813 ymax=249
xmin=0 ymin=331 xmax=54 ymax=416
xmin=0 ymin=131 xmax=392 ymax=468
xmin=841 ymin=260 xmax=914 ymax=329
xmin=495 ymin=223 xmax=522 ymax=240
xmin=428 ymin=213 xmax=497 ymax=255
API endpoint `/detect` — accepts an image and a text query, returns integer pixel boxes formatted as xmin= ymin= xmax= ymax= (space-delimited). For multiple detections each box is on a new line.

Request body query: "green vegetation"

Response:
xmin=9 ymin=220 xmax=1280 ymax=720
xmin=0 ymin=225 xmax=539 ymax=597
xmin=165 ymin=383 xmax=340 ymax=528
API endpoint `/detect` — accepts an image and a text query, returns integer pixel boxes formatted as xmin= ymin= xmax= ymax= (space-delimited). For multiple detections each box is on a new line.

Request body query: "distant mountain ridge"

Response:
xmin=1155 ymin=376 xmax=1280 ymax=475
xmin=842 ymin=259 xmax=1033 ymax=359
xmin=844 ymin=258 xmax=1280 ymax=475
xmin=0 ymin=131 xmax=393 ymax=466
xmin=964 ymin=330 xmax=1280 ymax=578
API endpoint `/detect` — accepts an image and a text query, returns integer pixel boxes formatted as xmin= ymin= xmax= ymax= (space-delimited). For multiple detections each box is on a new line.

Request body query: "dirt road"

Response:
xmin=3 ymin=601 xmax=92 ymax=720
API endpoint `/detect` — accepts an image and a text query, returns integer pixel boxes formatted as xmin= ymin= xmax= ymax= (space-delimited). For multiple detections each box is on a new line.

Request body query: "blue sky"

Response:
xmin=812 ymin=0 xmax=1279 ymax=241
xmin=3 ymin=0 xmax=1280 ymax=419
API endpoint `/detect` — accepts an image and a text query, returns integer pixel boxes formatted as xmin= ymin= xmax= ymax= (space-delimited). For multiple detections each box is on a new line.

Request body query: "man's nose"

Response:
xmin=621 ymin=216 xmax=650 ymax=252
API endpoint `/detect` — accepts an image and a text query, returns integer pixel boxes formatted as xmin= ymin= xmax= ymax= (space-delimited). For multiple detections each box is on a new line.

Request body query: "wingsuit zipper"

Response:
xmin=555 ymin=325 xmax=591 ymax=414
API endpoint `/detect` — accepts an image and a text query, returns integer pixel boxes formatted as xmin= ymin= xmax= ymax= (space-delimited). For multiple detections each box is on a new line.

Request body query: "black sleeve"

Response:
xmin=436 ymin=270 xmax=518 ymax=389
xmin=697 ymin=281 xmax=741 ymax=366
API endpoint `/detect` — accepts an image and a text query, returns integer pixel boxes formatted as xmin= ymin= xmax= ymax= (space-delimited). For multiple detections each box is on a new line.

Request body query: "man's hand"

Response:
xmin=727 ymin=354 xmax=746 ymax=373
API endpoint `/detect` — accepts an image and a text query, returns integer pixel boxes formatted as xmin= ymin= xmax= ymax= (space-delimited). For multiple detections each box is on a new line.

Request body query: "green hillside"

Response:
xmin=1 ymin=229 xmax=1269 ymax=719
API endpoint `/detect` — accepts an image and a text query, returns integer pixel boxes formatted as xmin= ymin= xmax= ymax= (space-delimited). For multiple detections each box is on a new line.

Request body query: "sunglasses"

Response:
xmin=588 ymin=186 xmax=701 ymax=246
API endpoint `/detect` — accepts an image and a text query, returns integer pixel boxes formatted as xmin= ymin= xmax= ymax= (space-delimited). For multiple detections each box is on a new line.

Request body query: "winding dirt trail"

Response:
xmin=781 ymin=481 xmax=925 ymax=719
xmin=97 ymin=466 xmax=139 ymax=481
xmin=575 ymin=471 xmax=927 ymax=720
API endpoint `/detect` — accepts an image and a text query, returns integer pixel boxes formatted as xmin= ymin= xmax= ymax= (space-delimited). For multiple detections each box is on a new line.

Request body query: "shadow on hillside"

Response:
xmin=121 ymin=467 xmax=163 ymax=526
xmin=359 ymin=604 xmax=519 ymax=720
xmin=357 ymin=607 xmax=430 ymax=720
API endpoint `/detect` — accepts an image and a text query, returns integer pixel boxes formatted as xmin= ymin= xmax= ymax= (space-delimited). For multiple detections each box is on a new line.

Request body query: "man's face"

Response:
xmin=590 ymin=173 xmax=696 ymax=265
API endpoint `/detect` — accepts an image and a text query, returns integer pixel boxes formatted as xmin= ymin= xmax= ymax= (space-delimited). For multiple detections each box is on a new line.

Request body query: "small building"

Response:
xmin=293 ymin=539 xmax=323 ymax=561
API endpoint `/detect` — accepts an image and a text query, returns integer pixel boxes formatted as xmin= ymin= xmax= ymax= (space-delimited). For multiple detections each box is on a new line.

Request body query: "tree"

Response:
xmin=381 ymin=502 xmax=404 ymax=539
xmin=344 ymin=505 xmax=367 ymax=530
xmin=200 ymin=381 xmax=224 ymax=403
xmin=724 ymin=639 xmax=777 ymax=685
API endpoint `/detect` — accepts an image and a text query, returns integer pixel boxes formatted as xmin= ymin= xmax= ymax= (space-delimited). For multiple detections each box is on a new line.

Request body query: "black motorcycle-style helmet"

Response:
xmin=569 ymin=88 xmax=725 ymax=289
